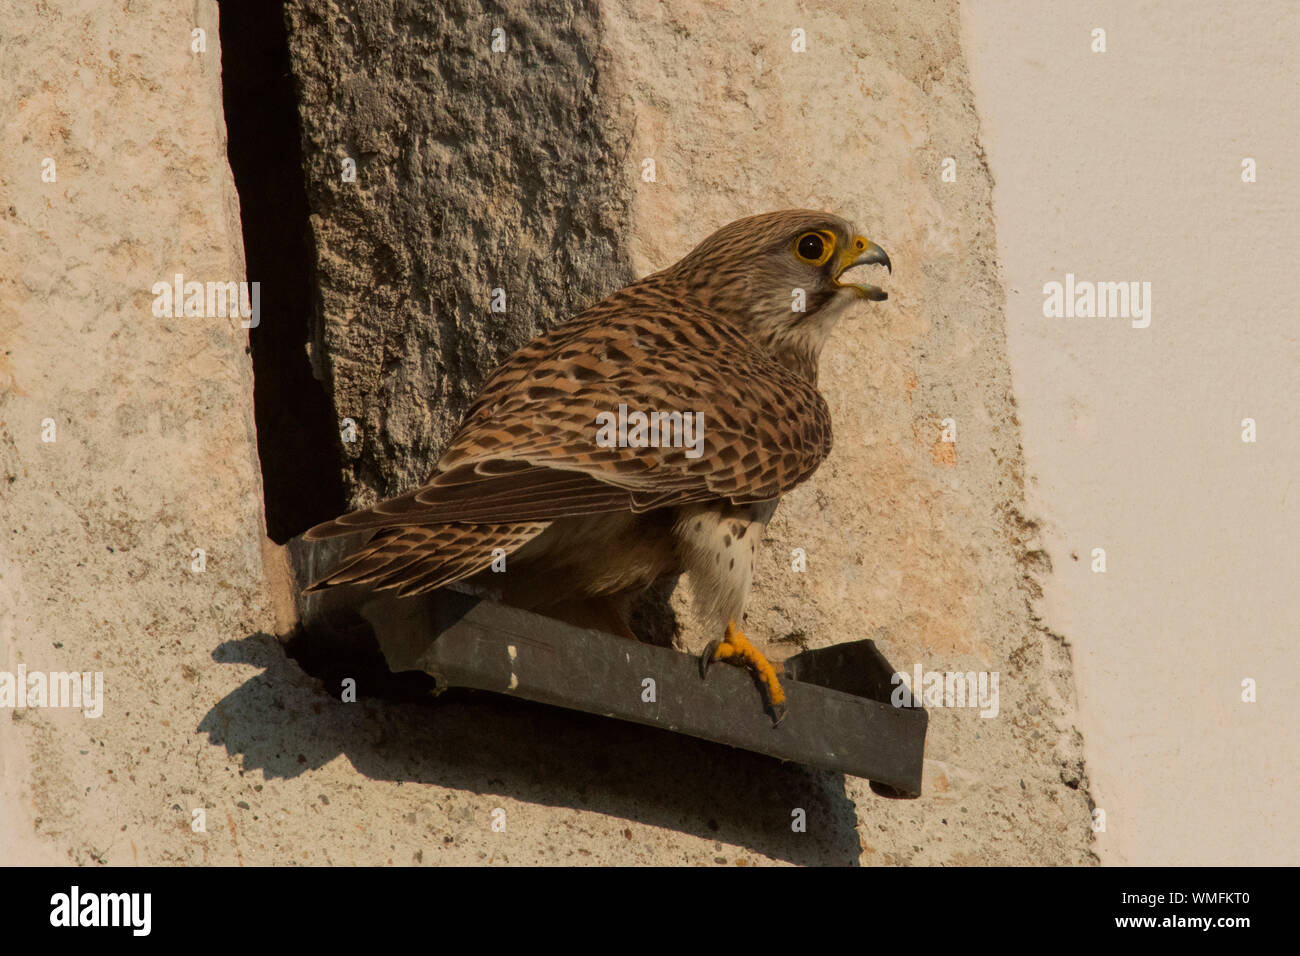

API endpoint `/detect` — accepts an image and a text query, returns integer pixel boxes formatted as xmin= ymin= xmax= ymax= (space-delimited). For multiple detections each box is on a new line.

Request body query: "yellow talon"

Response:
xmin=710 ymin=641 xmax=739 ymax=663
xmin=700 ymin=620 xmax=787 ymax=724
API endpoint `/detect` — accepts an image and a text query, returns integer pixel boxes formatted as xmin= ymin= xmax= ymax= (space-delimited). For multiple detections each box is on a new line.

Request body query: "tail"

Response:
xmin=306 ymin=521 xmax=548 ymax=598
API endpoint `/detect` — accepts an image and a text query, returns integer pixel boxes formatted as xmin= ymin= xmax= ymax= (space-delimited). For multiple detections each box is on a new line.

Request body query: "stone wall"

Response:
xmin=0 ymin=0 xmax=1094 ymax=865
xmin=284 ymin=0 xmax=639 ymax=507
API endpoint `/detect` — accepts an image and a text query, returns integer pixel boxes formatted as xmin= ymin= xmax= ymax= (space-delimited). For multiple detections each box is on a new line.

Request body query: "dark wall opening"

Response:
xmin=219 ymin=0 xmax=346 ymax=542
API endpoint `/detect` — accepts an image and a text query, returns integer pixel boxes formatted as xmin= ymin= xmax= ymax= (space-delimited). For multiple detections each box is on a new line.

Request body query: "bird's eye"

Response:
xmin=794 ymin=231 xmax=833 ymax=265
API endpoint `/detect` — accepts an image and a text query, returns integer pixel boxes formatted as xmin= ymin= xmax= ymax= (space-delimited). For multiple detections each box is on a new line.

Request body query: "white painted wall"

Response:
xmin=962 ymin=0 xmax=1300 ymax=865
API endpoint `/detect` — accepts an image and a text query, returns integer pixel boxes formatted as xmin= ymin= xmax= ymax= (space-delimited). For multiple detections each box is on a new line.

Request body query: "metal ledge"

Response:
xmin=288 ymin=536 xmax=928 ymax=796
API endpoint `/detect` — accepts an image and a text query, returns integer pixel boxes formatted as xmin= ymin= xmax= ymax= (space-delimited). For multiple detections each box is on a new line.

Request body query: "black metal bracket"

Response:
xmin=289 ymin=536 xmax=928 ymax=796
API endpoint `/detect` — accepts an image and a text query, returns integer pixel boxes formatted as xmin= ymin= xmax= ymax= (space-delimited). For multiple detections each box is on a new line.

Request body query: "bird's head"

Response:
xmin=662 ymin=209 xmax=891 ymax=382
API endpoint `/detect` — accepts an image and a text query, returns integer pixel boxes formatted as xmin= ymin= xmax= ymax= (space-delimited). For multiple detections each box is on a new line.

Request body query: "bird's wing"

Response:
xmin=305 ymin=290 xmax=831 ymax=538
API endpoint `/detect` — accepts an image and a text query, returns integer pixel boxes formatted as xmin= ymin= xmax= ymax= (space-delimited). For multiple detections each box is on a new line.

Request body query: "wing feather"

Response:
xmin=305 ymin=286 xmax=831 ymax=541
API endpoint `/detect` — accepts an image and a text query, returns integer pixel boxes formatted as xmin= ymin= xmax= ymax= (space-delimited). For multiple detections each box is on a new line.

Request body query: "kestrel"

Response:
xmin=305 ymin=210 xmax=891 ymax=723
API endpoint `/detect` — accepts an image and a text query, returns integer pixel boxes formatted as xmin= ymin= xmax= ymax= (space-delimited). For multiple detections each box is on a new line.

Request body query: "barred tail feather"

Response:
xmin=305 ymin=521 xmax=549 ymax=594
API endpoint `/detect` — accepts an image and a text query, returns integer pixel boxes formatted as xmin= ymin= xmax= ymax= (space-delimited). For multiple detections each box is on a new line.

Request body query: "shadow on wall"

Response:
xmin=200 ymin=634 xmax=864 ymax=865
xmin=219 ymin=0 xmax=347 ymax=541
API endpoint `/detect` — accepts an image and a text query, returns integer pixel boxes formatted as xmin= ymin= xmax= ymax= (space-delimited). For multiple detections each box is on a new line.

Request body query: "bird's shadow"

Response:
xmin=199 ymin=632 xmax=864 ymax=865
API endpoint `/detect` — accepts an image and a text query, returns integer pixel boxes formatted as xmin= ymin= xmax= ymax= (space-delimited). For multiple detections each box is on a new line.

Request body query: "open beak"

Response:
xmin=834 ymin=237 xmax=891 ymax=301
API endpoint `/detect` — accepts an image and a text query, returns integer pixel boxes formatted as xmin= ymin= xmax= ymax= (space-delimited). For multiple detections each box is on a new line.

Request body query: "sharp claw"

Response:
xmin=700 ymin=639 xmax=722 ymax=679
xmin=769 ymin=702 xmax=787 ymax=728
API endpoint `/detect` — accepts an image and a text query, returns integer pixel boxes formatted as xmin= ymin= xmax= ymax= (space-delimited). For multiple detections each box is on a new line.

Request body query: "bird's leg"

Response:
xmin=700 ymin=620 xmax=787 ymax=726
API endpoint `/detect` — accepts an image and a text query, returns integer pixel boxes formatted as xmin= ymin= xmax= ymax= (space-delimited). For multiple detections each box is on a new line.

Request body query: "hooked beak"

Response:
xmin=834 ymin=237 xmax=892 ymax=301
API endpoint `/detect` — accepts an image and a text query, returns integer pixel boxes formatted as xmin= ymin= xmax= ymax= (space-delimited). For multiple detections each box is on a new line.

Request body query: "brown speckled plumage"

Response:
xmin=306 ymin=210 xmax=890 ymax=639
